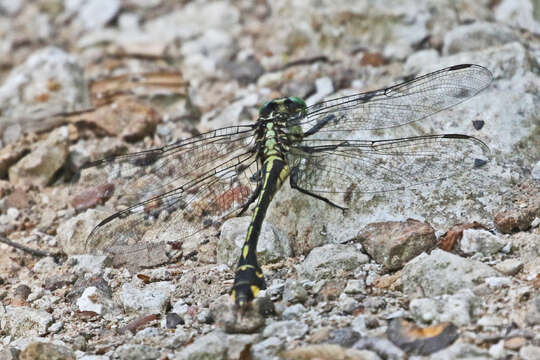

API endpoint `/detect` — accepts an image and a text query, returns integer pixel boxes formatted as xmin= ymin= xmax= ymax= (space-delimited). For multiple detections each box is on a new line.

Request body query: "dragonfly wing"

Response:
xmin=74 ymin=126 xmax=259 ymax=253
xmin=300 ymin=64 xmax=492 ymax=132
xmin=289 ymin=135 xmax=489 ymax=207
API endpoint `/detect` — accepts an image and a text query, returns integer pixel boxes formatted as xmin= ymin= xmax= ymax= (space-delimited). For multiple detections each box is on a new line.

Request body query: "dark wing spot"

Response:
xmin=472 ymin=120 xmax=485 ymax=130
xmin=474 ymin=158 xmax=487 ymax=168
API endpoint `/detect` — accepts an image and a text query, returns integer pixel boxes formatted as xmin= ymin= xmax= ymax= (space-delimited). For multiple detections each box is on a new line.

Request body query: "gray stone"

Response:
xmin=115 ymin=344 xmax=160 ymax=360
xmin=19 ymin=342 xmax=75 ymax=360
xmin=493 ymin=258 xmax=524 ymax=275
xmin=430 ymin=342 xmax=491 ymax=360
xmin=174 ymin=331 xmax=227 ymax=360
xmin=9 ymin=126 xmax=69 ymax=187
xmin=0 ymin=0 xmax=22 ymax=14
xmin=32 ymin=256 xmax=58 ymax=274
xmin=409 ymin=290 xmax=478 ymax=326
xmin=459 ymin=229 xmax=506 ymax=256
xmin=298 ymin=244 xmax=369 ymax=281
xmin=351 ymin=315 xmax=368 ymax=335
xmin=532 ymin=161 xmax=540 ymax=180
xmin=484 ymin=276 xmax=512 ymax=289
xmin=74 ymin=0 xmax=120 ymax=30
xmin=120 ymin=281 xmax=174 ymax=314
xmin=70 ymin=255 xmax=112 ymax=275
xmin=328 ymin=327 xmax=361 ymax=347
xmin=224 ymin=333 xmax=261 ymax=360
xmin=79 ymin=356 xmax=109 ymax=360
xmin=282 ymin=279 xmax=308 ymax=304
xmin=77 ymin=286 xmax=115 ymax=315
xmin=144 ymin=1 xmax=240 ymax=46
xmin=520 ymin=345 xmax=540 ymax=360
xmin=262 ymin=320 xmax=308 ymax=340
xmin=218 ymin=217 xmax=291 ymax=267
xmin=354 ymin=336 xmax=406 ymax=360
xmin=344 ymin=279 xmax=366 ymax=294
xmin=357 ymin=219 xmax=436 ymax=270
xmin=525 ymin=294 xmax=540 ymax=326
xmin=305 ymin=77 xmax=334 ymax=106
xmin=443 ymin=22 xmax=518 ymax=55
xmin=339 ymin=295 xmax=361 ymax=314
xmin=402 ymin=249 xmax=500 ymax=297
xmin=56 ymin=209 xmax=106 ymax=255
xmin=1 ymin=306 xmax=53 ymax=337
xmin=222 ymin=56 xmax=265 ymax=85
xmin=282 ymin=304 xmax=307 ymax=320
xmin=48 ymin=321 xmax=63 ymax=334
xmin=0 ymin=47 xmax=90 ymax=125
xmin=251 ymin=336 xmax=284 ymax=360
xmin=494 ymin=0 xmax=540 ymax=34
xmin=404 ymin=49 xmax=440 ymax=74
xmin=182 ymin=29 xmax=234 ymax=65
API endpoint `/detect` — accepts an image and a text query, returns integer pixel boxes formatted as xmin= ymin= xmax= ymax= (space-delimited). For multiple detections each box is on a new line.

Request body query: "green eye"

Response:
xmin=258 ymin=101 xmax=272 ymax=117
xmin=288 ymin=96 xmax=306 ymax=108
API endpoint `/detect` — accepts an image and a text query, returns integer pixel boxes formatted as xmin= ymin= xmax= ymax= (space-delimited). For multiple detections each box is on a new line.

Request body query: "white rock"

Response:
xmin=71 ymin=255 xmax=111 ymax=275
xmin=0 ymin=47 xmax=90 ymax=121
xmin=305 ymin=77 xmax=334 ymax=106
xmin=298 ymin=244 xmax=369 ymax=281
xmin=1 ymin=306 xmax=53 ymax=337
xmin=532 ymin=161 xmax=540 ymax=180
xmin=174 ymin=331 xmax=228 ymax=360
xmin=485 ymin=277 xmax=512 ymax=288
xmin=262 ymin=320 xmax=308 ymax=340
xmin=33 ymin=257 xmax=57 ymax=274
xmin=77 ymin=287 xmax=104 ymax=314
xmin=460 ymin=229 xmax=506 ymax=256
xmin=494 ymin=0 xmax=540 ymax=34
xmin=0 ymin=0 xmax=22 ymax=14
xmin=120 ymin=281 xmax=174 ymax=313
xmin=402 ymin=249 xmax=499 ymax=297
xmin=77 ymin=0 xmax=120 ymax=30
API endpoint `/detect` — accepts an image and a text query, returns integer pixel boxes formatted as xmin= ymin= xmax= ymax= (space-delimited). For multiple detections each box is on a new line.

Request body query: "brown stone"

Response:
xmin=357 ymin=219 xmax=436 ymax=270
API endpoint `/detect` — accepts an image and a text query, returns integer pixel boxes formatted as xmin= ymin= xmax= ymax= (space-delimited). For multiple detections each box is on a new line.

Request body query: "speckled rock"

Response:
xmin=262 ymin=320 xmax=309 ymax=340
xmin=120 ymin=281 xmax=174 ymax=314
xmin=402 ymin=249 xmax=500 ymax=297
xmin=459 ymin=229 xmax=506 ymax=256
xmin=409 ymin=289 xmax=478 ymax=326
xmin=218 ymin=217 xmax=291 ymax=268
xmin=0 ymin=47 xmax=90 ymax=125
xmin=443 ymin=22 xmax=518 ymax=55
xmin=114 ymin=344 xmax=160 ymax=360
xmin=19 ymin=342 xmax=75 ymax=360
xmin=357 ymin=219 xmax=436 ymax=270
xmin=9 ymin=126 xmax=69 ymax=187
xmin=298 ymin=244 xmax=369 ymax=281
xmin=174 ymin=330 xmax=228 ymax=360
xmin=1 ymin=306 xmax=53 ymax=337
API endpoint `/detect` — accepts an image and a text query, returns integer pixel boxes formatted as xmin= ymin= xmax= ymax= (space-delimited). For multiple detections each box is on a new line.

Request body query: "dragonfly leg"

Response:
xmin=238 ymin=181 xmax=262 ymax=216
xmin=290 ymin=168 xmax=347 ymax=211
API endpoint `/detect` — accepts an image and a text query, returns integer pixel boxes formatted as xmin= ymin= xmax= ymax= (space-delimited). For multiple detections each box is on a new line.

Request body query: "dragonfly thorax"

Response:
xmin=257 ymin=97 xmax=307 ymax=159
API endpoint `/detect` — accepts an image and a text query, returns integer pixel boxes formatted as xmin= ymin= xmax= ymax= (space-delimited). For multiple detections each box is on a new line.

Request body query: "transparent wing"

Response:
xmin=300 ymin=64 xmax=492 ymax=133
xmin=73 ymin=125 xmax=259 ymax=254
xmin=289 ymin=135 xmax=489 ymax=206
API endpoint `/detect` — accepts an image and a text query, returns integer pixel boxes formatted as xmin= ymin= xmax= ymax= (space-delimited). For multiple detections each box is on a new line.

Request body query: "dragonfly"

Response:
xmin=75 ymin=64 xmax=492 ymax=309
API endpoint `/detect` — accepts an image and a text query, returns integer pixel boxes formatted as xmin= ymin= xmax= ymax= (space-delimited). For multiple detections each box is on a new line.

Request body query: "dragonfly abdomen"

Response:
xmin=231 ymin=155 xmax=290 ymax=308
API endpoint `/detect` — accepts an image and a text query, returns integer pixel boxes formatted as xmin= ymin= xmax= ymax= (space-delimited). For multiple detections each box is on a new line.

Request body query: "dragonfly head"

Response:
xmin=258 ymin=96 xmax=307 ymax=120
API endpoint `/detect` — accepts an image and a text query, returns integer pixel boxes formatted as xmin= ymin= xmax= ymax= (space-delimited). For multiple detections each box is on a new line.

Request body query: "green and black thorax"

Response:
xmin=253 ymin=96 xmax=307 ymax=163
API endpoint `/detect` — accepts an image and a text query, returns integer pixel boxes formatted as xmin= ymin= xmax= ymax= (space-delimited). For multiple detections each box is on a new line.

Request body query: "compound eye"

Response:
xmin=259 ymin=101 xmax=276 ymax=117
xmin=284 ymin=98 xmax=297 ymax=112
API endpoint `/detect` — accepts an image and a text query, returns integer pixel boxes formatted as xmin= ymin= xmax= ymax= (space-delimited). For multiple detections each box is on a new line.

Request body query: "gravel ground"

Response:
xmin=0 ymin=1 xmax=539 ymax=359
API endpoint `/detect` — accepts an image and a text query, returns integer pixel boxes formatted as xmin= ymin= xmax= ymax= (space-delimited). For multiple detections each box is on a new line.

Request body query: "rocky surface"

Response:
xmin=0 ymin=0 xmax=538 ymax=359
